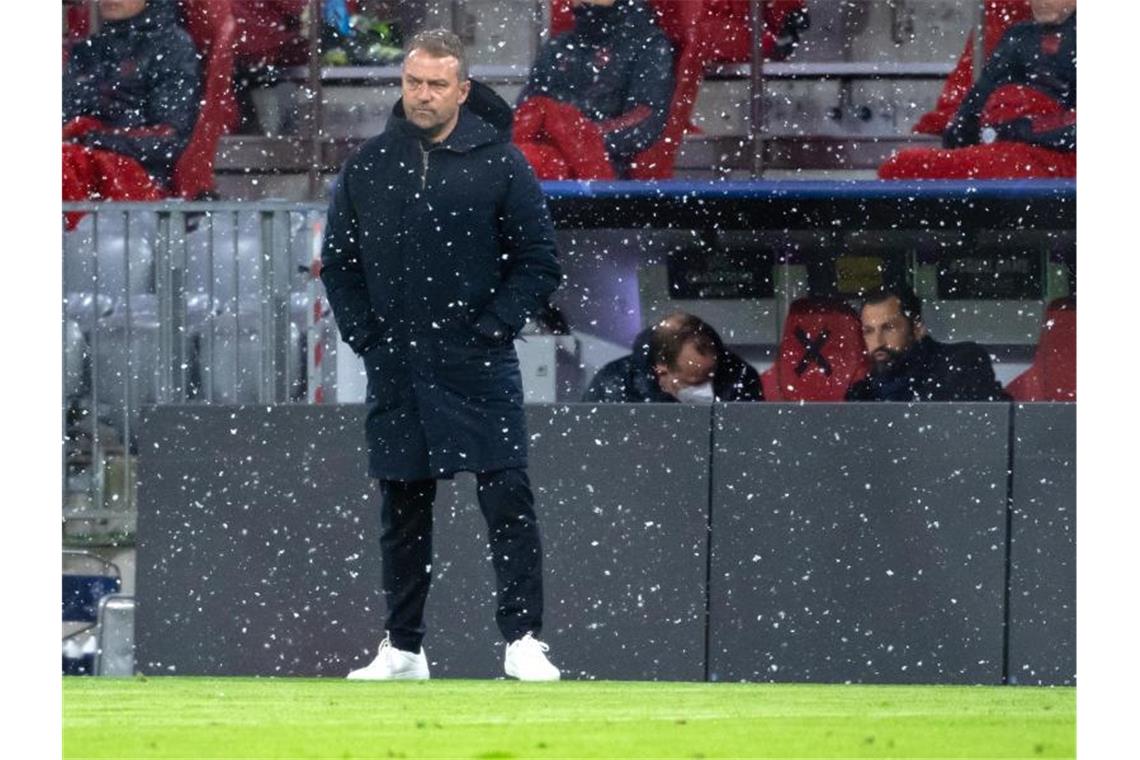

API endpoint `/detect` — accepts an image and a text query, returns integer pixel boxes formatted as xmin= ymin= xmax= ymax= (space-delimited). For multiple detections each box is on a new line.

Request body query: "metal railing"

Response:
xmin=62 ymin=201 xmax=334 ymax=544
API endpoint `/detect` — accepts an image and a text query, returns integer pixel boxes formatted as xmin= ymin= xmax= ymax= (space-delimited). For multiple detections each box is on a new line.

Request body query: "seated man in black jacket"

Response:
xmin=513 ymin=0 xmax=674 ymax=180
xmin=846 ymin=286 xmax=1009 ymax=402
xmin=583 ymin=312 xmax=763 ymax=403
xmin=63 ymin=0 xmax=201 ymax=216
xmin=880 ymin=0 xmax=1075 ymax=179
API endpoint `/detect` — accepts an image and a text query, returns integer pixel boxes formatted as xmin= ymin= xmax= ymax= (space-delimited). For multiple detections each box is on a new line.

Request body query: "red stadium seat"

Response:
xmin=760 ymin=297 xmax=869 ymax=401
xmin=64 ymin=0 xmax=93 ymax=61
xmin=629 ymin=0 xmax=806 ymax=179
xmin=1006 ymin=297 xmax=1076 ymax=402
xmin=173 ymin=0 xmax=239 ymax=199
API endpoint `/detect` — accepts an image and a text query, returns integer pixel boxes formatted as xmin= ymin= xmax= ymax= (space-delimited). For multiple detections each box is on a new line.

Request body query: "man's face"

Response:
xmin=98 ymin=0 xmax=147 ymax=21
xmin=401 ymin=49 xmax=470 ymax=142
xmin=1029 ymin=0 xmax=1076 ymax=24
xmin=861 ymin=297 xmax=923 ymax=375
xmin=655 ymin=341 xmax=717 ymax=399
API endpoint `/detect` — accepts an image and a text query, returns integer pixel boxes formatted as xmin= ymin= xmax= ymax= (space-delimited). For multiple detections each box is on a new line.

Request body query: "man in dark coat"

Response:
xmin=880 ymin=0 xmax=1075 ymax=179
xmin=845 ymin=286 xmax=1010 ymax=402
xmin=583 ymin=312 xmax=764 ymax=403
xmin=63 ymin=0 xmax=201 ymax=208
xmin=512 ymin=0 xmax=674 ymax=179
xmin=320 ymin=30 xmax=563 ymax=682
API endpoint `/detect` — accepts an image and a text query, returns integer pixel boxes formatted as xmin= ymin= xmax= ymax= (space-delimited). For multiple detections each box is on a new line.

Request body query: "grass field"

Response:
xmin=63 ymin=678 xmax=1074 ymax=759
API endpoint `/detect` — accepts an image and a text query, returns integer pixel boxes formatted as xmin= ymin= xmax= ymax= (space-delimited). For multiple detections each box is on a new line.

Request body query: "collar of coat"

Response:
xmin=387 ymin=79 xmax=513 ymax=154
xmin=99 ymin=0 xmax=180 ymax=38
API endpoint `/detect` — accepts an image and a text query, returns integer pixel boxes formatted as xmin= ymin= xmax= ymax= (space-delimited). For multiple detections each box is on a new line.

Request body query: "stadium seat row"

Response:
xmin=761 ymin=296 xmax=1076 ymax=402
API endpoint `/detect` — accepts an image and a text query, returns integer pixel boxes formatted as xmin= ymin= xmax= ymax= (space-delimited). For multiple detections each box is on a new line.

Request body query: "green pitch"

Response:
xmin=64 ymin=678 xmax=1074 ymax=759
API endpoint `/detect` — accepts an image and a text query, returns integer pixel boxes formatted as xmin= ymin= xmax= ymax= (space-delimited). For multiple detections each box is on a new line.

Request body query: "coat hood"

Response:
xmin=389 ymin=79 xmax=514 ymax=152
xmin=571 ymin=0 xmax=657 ymax=42
xmin=101 ymin=0 xmax=181 ymax=36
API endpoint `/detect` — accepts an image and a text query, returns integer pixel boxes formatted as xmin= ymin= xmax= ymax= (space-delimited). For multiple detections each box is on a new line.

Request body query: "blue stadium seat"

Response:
xmin=63 ymin=551 xmax=122 ymax=676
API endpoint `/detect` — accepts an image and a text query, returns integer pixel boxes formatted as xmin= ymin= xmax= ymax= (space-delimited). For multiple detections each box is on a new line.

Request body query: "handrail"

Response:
xmin=62 ymin=179 xmax=1078 ymax=211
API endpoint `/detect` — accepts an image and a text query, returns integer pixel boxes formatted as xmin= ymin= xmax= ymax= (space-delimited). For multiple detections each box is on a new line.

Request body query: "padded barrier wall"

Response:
xmin=136 ymin=403 xmax=1075 ymax=684
xmin=709 ymin=403 xmax=1009 ymax=684
xmin=1006 ymin=404 xmax=1076 ymax=686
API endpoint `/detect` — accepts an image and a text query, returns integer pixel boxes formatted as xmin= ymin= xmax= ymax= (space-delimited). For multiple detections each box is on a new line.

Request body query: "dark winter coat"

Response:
xmin=944 ymin=12 xmax=1075 ymax=151
xmin=582 ymin=327 xmax=764 ymax=403
xmin=519 ymin=0 xmax=674 ymax=165
xmin=320 ymin=81 xmax=562 ymax=481
xmin=845 ymin=335 xmax=1010 ymax=402
xmin=63 ymin=0 xmax=201 ymax=185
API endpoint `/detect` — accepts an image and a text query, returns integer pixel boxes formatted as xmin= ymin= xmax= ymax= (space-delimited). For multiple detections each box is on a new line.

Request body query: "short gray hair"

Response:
xmin=405 ymin=29 xmax=469 ymax=82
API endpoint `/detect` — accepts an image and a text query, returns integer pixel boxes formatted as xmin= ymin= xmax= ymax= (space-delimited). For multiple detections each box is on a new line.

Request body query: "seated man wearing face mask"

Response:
xmin=583 ymin=312 xmax=763 ymax=403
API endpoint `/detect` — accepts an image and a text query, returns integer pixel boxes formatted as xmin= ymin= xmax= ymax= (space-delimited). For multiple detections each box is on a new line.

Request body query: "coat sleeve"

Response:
xmin=319 ymin=168 xmax=386 ymax=355
xmin=77 ymin=30 xmax=201 ymax=178
xmin=717 ymin=351 xmax=764 ymax=402
xmin=476 ymin=146 xmax=563 ymax=339
xmin=518 ymin=40 xmax=560 ymax=104
xmin=601 ymin=34 xmax=675 ymax=158
xmin=581 ymin=360 xmax=625 ymax=402
xmin=62 ymin=44 xmax=99 ymax=123
xmin=946 ymin=344 xmax=1011 ymax=401
xmin=845 ymin=378 xmax=873 ymax=401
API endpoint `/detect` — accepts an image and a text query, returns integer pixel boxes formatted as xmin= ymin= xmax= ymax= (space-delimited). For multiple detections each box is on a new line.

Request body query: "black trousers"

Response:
xmin=378 ymin=467 xmax=544 ymax=652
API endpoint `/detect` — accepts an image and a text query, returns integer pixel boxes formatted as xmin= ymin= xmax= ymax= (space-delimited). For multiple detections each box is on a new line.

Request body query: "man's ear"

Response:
xmin=457 ymin=79 xmax=471 ymax=105
xmin=913 ymin=318 xmax=928 ymax=340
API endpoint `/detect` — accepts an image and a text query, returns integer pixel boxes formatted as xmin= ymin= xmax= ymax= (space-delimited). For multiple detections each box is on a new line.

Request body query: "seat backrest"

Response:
xmin=550 ymin=0 xmax=574 ymax=37
xmin=64 ymin=0 xmax=93 ymax=55
xmin=62 ymin=551 xmax=122 ymax=623
xmin=63 ymin=576 xmax=123 ymax=622
xmin=761 ymin=297 xmax=869 ymax=401
xmin=171 ymin=0 xmax=239 ymax=199
xmin=1007 ymin=297 xmax=1076 ymax=401
xmin=1038 ymin=298 xmax=1076 ymax=401
xmin=626 ymin=1 xmax=710 ymax=179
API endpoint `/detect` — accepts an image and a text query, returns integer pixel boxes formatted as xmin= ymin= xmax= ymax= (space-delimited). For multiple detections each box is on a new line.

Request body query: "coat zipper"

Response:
xmin=420 ymin=143 xmax=430 ymax=190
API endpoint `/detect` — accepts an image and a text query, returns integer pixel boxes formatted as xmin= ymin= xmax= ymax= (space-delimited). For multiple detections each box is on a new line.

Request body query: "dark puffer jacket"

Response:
xmin=63 ymin=0 xmax=201 ymax=185
xmin=320 ymin=81 xmax=561 ymax=480
xmin=582 ymin=326 xmax=764 ymax=403
xmin=519 ymin=0 xmax=674 ymax=165
xmin=845 ymin=336 xmax=1010 ymax=402
xmin=944 ymin=12 xmax=1076 ymax=151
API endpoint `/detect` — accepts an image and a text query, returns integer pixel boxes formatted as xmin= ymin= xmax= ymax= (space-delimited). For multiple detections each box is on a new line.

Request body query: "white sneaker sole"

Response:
xmin=347 ymin=669 xmax=429 ymax=681
xmin=504 ymin=663 xmax=560 ymax=682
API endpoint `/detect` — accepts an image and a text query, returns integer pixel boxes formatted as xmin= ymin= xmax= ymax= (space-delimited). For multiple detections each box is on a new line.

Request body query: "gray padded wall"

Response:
xmin=135 ymin=406 xmax=380 ymax=676
xmin=136 ymin=404 xmax=712 ymax=680
xmin=413 ymin=404 xmax=711 ymax=680
xmin=136 ymin=402 xmax=1074 ymax=683
xmin=1007 ymin=404 xmax=1076 ymax=686
xmin=708 ymin=403 xmax=1011 ymax=684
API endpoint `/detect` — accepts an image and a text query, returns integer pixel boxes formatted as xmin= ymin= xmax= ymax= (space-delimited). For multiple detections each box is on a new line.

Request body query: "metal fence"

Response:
xmin=62 ymin=201 xmax=334 ymax=544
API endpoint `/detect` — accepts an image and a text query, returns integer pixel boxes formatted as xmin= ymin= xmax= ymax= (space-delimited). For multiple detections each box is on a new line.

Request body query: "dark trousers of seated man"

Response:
xmin=379 ymin=468 xmax=544 ymax=653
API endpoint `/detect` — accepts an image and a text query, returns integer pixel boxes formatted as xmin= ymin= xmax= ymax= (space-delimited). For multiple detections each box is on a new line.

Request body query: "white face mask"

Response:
xmin=675 ymin=382 xmax=715 ymax=403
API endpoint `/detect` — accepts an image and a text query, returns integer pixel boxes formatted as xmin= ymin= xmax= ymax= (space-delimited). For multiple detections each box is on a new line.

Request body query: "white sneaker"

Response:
xmin=346 ymin=636 xmax=430 ymax=680
xmin=504 ymin=632 xmax=561 ymax=681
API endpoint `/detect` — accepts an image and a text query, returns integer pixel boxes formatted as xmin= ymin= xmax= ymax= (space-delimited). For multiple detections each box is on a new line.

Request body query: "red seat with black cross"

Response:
xmin=760 ymin=297 xmax=869 ymax=401
xmin=1006 ymin=297 xmax=1076 ymax=402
